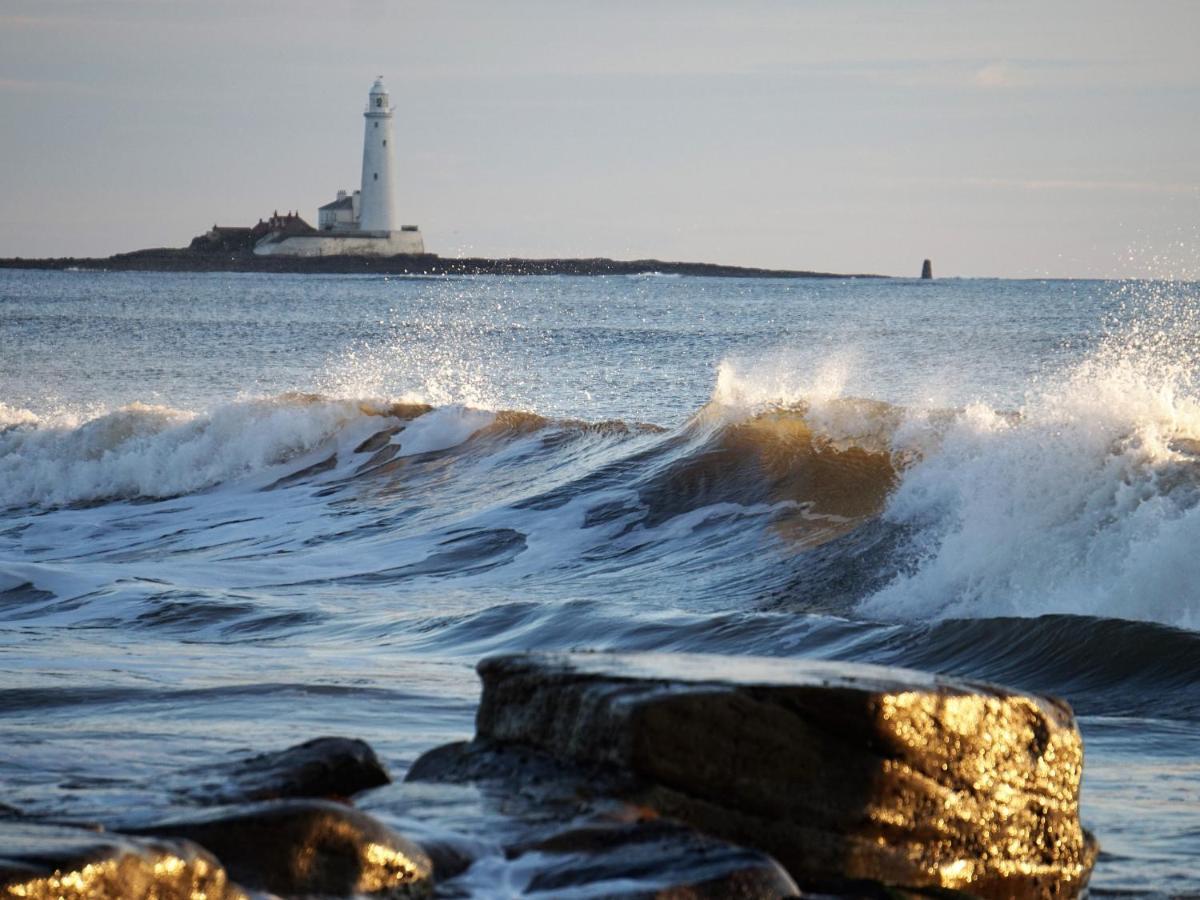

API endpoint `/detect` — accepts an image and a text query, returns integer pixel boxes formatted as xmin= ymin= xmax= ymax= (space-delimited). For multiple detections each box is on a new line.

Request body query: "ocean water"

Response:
xmin=1 ymin=268 xmax=1199 ymax=895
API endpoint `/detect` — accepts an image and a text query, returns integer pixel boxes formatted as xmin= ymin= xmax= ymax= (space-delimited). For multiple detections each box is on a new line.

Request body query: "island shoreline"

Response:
xmin=0 ymin=248 xmax=883 ymax=279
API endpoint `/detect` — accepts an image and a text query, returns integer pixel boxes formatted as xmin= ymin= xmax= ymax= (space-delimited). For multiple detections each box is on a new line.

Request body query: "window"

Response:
xmin=374 ymin=122 xmax=378 ymax=129
xmin=382 ymin=139 xmax=387 ymax=146
xmin=375 ymin=97 xmax=383 ymax=108
xmin=373 ymin=173 xmax=378 ymax=180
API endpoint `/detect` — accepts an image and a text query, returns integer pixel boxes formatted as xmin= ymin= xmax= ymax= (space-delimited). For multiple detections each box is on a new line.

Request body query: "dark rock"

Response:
xmin=129 ymin=798 xmax=432 ymax=897
xmin=177 ymin=736 xmax=390 ymax=805
xmin=451 ymin=651 xmax=1096 ymax=898
xmin=407 ymin=738 xmax=636 ymax=799
xmin=418 ymin=837 xmax=476 ymax=882
xmin=359 ymin=779 xmax=529 ymax=883
xmin=921 ymin=259 xmax=933 ymax=279
xmin=0 ymin=819 xmax=244 ymax=899
xmin=509 ymin=818 xmax=801 ymax=898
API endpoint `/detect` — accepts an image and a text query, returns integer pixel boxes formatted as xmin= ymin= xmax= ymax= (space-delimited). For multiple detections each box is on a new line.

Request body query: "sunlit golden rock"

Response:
xmin=455 ymin=651 xmax=1096 ymax=898
xmin=0 ymin=821 xmax=245 ymax=900
xmin=129 ymin=798 xmax=432 ymax=898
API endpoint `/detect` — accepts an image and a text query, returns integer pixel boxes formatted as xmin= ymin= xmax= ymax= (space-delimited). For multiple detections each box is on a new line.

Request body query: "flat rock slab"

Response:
xmin=0 ymin=820 xmax=244 ymax=900
xmin=462 ymin=651 xmax=1096 ymax=898
xmin=174 ymin=735 xmax=391 ymax=805
xmin=129 ymin=798 xmax=432 ymax=898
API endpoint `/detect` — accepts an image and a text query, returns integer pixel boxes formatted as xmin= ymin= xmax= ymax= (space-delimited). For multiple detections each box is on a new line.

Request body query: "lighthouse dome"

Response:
xmin=366 ymin=77 xmax=391 ymax=113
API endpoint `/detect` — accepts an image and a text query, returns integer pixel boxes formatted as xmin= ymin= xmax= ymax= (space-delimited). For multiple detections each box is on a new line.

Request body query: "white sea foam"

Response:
xmin=392 ymin=405 xmax=497 ymax=457
xmin=318 ymin=326 xmax=504 ymax=412
xmin=0 ymin=402 xmax=44 ymax=430
xmin=712 ymin=354 xmax=854 ymax=411
xmin=863 ymin=339 xmax=1200 ymax=630
xmin=711 ymin=354 xmax=909 ymax=454
xmin=0 ymin=396 xmax=378 ymax=509
xmin=710 ymin=285 xmax=1200 ymax=631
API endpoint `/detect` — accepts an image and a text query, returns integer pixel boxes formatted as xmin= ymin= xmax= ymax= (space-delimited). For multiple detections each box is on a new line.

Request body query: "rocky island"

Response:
xmin=0 ymin=246 xmax=876 ymax=279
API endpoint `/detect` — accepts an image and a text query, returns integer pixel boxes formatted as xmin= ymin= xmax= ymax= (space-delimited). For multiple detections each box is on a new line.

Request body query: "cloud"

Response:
xmin=973 ymin=61 xmax=1032 ymax=88
xmin=0 ymin=79 xmax=51 ymax=93
xmin=0 ymin=79 xmax=104 ymax=96
xmin=958 ymin=176 xmax=1198 ymax=195
xmin=1023 ymin=178 xmax=1197 ymax=194
xmin=0 ymin=15 xmax=91 ymax=29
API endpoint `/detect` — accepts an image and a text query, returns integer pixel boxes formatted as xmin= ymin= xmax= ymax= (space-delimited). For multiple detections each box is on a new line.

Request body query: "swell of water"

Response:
xmin=7 ymin=343 xmax=1200 ymax=622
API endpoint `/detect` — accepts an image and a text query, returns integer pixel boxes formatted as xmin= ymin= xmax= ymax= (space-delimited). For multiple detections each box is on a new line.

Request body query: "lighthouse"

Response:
xmin=359 ymin=77 xmax=397 ymax=232
xmin=254 ymin=77 xmax=425 ymax=257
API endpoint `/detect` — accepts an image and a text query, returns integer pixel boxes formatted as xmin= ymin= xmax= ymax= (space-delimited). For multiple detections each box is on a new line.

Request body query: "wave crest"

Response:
xmin=0 ymin=395 xmax=386 ymax=508
xmin=861 ymin=351 xmax=1200 ymax=630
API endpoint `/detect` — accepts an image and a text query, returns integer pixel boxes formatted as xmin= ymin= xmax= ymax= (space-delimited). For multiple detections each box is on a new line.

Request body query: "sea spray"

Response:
xmin=0 ymin=396 xmax=382 ymax=508
xmin=862 ymin=279 xmax=1200 ymax=629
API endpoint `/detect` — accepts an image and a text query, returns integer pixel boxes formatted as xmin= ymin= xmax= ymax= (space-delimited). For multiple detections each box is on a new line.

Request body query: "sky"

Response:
xmin=1 ymin=0 xmax=1198 ymax=277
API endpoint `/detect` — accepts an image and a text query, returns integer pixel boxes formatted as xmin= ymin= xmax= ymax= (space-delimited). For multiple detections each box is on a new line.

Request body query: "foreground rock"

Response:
xmin=0 ymin=820 xmax=244 ymax=899
xmin=174 ymin=735 xmax=391 ymax=805
xmin=410 ymin=651 xmax=1096 ymax=898
xmin=505 ymin=818 xmax=801 ymax=898
xmin=130 ymin=799 xmax=432 ymax=898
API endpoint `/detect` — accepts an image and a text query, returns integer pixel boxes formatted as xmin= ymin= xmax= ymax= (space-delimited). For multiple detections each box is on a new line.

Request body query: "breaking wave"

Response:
xmin=5 ymin=337 xmax=1200 ymax=632
xmin=0 ymin=395 xmax=392 ymax=508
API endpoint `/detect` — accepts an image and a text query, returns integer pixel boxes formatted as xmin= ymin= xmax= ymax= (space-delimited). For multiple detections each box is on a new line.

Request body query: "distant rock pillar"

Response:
xmin=921 ymin=259 xmax=933 ymax=279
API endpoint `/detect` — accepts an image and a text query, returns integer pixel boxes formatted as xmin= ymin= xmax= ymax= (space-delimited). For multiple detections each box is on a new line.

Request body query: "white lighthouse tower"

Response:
xmin=254 ymin=76 xmax=424 ymax=257
xmin=358 ymin=76 xmax=397 ymax=232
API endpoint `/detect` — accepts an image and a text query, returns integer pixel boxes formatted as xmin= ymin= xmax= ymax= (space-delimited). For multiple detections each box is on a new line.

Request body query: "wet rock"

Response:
xmin=418 ymin=837 xmax=476 ymax=882
xmin=407 ymin=737 xmax=636 ymax=800
xmin=423 ymin=651 xmax=1096 ymax=899
xmin=359 ymin=779 xmax=528 ymax=883
xmin=130 ymin=799 xmax=432 ymax=897
xmin=177 ymin=735 xmax=391 ymax=804
xmin=509 ymin=819 xmax=801 ymax=898
xmin=0 ymin=819 xmax=244 ymax=899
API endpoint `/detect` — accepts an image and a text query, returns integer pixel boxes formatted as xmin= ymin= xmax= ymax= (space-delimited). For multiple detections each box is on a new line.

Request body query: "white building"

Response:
xmin=255 ymin=78 xmax=425 ymax=257
xmin=317 ymin=190 xmax=360 ymax=231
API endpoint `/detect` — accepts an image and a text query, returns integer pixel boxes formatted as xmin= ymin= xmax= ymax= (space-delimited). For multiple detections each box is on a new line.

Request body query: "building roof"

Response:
xmin=319 ymin=196 xmax=355 ymax=211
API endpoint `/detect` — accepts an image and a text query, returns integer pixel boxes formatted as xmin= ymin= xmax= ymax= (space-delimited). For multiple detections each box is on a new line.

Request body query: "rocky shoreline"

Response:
xmin=0 ymin=651 xmax=1095 ymax=899
xmin=0 ymin=248 xmax=880 ymax=279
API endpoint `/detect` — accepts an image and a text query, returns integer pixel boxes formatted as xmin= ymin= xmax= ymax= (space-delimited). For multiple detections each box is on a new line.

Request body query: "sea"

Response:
xmin=1 ymin=267 xmax=1198 ymax=896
